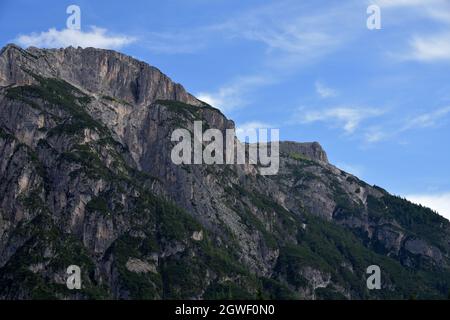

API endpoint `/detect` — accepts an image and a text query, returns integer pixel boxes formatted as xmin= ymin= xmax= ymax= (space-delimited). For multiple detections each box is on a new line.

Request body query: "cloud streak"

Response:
xmin=405 ymin=33 xmax=450 ymax=62
xmin=16 ymin=26 xmax=136 ymax=49
xmin=402 ymin=106 xmax=450 ymax=130
xmin=298 ymin=107 xmax=385 ymax=134
xmin=146 ymin=1 xmax=362 ymax=113
xmin=375 ymin=0 xmax=450 ymax=23
xmin=363 ymin=106 xmax=450 ymax=144
xmin=196 ymin=75 xmax=273 ymax=112
xmin=315 ymin=81 xmax=337 ymax=98
xmin=376 ymin=0 xmax=450 ymax=62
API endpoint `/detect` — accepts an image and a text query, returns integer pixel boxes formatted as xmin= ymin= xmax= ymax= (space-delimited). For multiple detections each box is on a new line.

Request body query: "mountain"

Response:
xmin=0 ymin=44 xmax=449 ymax=299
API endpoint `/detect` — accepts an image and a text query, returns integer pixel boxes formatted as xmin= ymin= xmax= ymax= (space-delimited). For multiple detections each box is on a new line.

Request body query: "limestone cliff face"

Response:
xmin=279 ymin=141 xmax=328 ymax=163
xmin=0 ymin=44 xmax=201 ymax=106
xmin=0 ymin=44 xmax=449 ymax=300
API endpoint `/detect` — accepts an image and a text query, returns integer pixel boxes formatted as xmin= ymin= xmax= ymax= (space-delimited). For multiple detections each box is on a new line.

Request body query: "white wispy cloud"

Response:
xmin=141 ymin=31 xmax=207 ymax=54
xmin=364 ymin=126 xmax=389 ymax=143
xmin=315 ymin=81 xmax=337 ymax=98
xmin=157 ymin=1 xmax=361 ymax=111
xmin=237 ymin=22 xmax=341 ymax=65
xmin=402 ymin=106 xmax=450 ymax=130
xmin=235 ymin=121 xmax=275 ymax=143
xmin=16 ymin=26 xmax=136 ymax=49
xmin=196 ymin=75 xmax=273 ymax=112
xmin=362 ymin=106 xmax=450 ymax=144
xmin=375 ymin=0 xmax=450 ymax=22
xmin=298 ymin=107 xmax=385 ymax=134
xmin=375 ymin=0 xmax=450 ymax=62
xmin=140 ymin=1 xmax=355 ymax=61
xmin=375 ymin=0 xmax=443 ymax=8
xmin=405 ymin=33 xmax=450 ymax=62
xmin=406 ymin=192 xmax=450 ymax=221
xmin=227 ymin=1 xmax=360 ymax=71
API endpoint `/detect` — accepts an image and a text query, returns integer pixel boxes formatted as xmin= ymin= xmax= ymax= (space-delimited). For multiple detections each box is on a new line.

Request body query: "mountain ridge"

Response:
xmin=0 ymin=44 xmax=449 ymax=299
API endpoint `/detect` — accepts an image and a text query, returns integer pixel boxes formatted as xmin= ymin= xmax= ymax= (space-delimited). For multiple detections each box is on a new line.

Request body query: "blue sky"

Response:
xmin=1 ymin=0 xmax=449 ymax=219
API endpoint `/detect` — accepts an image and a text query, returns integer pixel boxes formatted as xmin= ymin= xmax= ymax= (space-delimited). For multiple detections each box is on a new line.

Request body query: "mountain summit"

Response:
xmin=0 ymin=44 xmax=449 ymax=299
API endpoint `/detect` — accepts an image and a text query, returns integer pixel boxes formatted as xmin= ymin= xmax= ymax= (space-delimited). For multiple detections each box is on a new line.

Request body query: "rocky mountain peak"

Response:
xmin=0 ymin=44 xmax=449 ymax=300
xmin=0 ymin=44 xmax=202 ymax=107
xmin=279 ymin=141 xmax=329 ymax=163
xmin=0 ymin=44 xmax=327 ymax=164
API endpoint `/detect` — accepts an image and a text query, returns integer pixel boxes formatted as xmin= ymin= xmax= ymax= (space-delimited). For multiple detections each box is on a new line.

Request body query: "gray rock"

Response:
xmin=0 ymin=44 xmax=449 ymax=300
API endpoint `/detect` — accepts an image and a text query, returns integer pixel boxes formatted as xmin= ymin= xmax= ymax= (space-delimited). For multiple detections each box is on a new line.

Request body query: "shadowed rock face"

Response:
xmin=0 ymin=44 xmax=449 ymax=300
